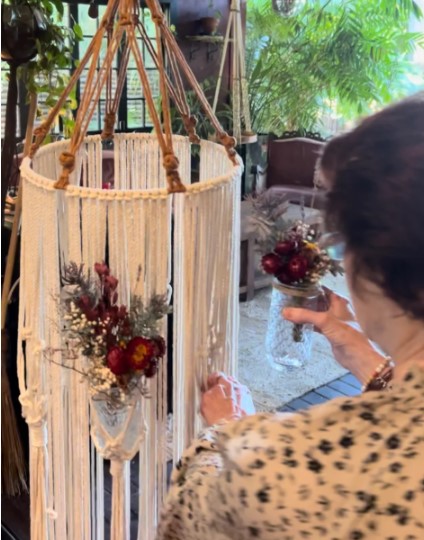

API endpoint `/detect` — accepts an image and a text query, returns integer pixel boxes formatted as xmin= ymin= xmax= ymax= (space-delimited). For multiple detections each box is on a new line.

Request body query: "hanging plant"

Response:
xmin=1 ymin=0 xmax=82 ymax=131
xmin=1 ymin=2 xmax=46 ymax=64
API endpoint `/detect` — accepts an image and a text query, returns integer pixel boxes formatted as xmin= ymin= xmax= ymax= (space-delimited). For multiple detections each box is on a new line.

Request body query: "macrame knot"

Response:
xmin=33 ymin=124 xmax=48 ymax=139
xmin=20 ymin=391 xmax=47 ymax=447
xmin=163 ymin=153 xmax=185 ymax=191
xmin=103 ymin=18 xmax=115 ymax=32
xmin=151 ymin=11 xmax=165 ymax=25
xmin=119 ymin=13 xmax=138 ymax=26
xmin=101 ymin=112 xmax=116 ymax=140
xmin=167 ymin=170 xmax=186 ymax=193
xmin=54 ymin=151 xmax=76 ymax=190
xmin=163 ymin=152 xmax=179 ymax=171
xmin=218 ymin=133 xmax=237 ymax=149
xmin=29 ymin=124 xmax=49 ymax=158
xmin=30 ymin=425 xmax=47 ymax=448
xmin=226 ymin=148 xmax=239 ymax=165
xmin=183 ymin=115 xmax=201 ymax=144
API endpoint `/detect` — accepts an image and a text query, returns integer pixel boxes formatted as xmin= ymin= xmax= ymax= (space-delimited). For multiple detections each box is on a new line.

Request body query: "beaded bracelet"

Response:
xmin=362 ymin=358 xmax=395 ymax=393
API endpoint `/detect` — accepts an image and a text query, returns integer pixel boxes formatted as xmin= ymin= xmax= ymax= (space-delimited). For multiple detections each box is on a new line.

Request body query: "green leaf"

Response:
xmin=49 ymin=0 xmax=64 ymax=18
xmin=73 ymin=23 xmax=83 ymax=41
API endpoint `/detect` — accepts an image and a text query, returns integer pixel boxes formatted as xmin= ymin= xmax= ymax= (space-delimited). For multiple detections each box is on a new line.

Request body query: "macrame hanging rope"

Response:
xmin=27 ymin=0 xmax=237 ymax=194
xmin=29 ymin=0 xmax=120 ymax=160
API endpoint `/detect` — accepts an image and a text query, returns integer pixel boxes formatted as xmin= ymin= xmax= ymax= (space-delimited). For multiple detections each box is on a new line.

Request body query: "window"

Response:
xmin=68 ymin=2 xmax=166 ymax=132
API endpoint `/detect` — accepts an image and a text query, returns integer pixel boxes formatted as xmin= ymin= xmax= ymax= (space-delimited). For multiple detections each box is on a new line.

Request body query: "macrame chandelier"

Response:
xmin=18 ymin=1 xmax=242 ymax=539
xmin=212 ymin=0 xmax=256 ymax=144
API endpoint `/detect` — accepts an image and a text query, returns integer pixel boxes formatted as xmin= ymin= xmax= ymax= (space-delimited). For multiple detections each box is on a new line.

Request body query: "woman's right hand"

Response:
xmin=200 ymin=373 xmax=255 ymax=426
xmin=283 ymin=288 xmax=386 ymax=385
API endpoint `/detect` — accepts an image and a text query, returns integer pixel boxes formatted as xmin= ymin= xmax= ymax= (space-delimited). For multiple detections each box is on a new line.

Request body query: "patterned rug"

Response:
xmin=238 ymin=275 xmax=349 ymax=412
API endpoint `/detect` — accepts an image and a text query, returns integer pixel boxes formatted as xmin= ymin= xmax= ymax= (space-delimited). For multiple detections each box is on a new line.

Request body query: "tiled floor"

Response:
xmin=1 ymin=373 xmax=361 ymax=540
xmin=277 ymin=372 xmax=361 ymax=413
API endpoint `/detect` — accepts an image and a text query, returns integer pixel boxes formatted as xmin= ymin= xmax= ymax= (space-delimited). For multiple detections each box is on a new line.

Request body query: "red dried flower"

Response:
xmin=276 ymin=269 xmax=291 ymax=285
xmin=274 ymin=240 xmax=297 ymax=256
xmin=107 ymin=346 xmax=129 ymax=375
xmin=152 ymin=336 xmax=166 ymax=358
xmin=261 ymin=253 xmax=283 ymax=275
xmin=104 ymin=274 xmax=119 ymax=292
xmin=287 ymin=254 xmax=308 ymax=280
xmin=126 ymin=337 xmax=155 ymax=371
xmin=94 ymin=262 xmax=110 ymax=277
xmin=144 ymin=358 xmax=158 ymax=378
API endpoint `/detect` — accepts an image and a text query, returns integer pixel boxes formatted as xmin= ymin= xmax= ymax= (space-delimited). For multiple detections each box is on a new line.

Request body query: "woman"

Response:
xmin=157 ymin=95 xmax=424 ymax=539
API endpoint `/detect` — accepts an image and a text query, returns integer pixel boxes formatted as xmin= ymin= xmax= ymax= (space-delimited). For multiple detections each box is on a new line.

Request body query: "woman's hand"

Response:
xmin=200 ymin=373 xmax=255 ymax=426
xmin=283 ymin=288 xmax=386 ymax=385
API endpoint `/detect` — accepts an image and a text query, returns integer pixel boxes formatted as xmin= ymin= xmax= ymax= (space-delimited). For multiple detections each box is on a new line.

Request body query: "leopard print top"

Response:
xmin=157 ymin=367 xmax=424 ymax=540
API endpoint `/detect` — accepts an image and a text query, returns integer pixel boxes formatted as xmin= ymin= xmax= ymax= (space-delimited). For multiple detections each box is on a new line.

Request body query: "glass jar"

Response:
xmin=265 ymin=281 xmax=321 ymax=369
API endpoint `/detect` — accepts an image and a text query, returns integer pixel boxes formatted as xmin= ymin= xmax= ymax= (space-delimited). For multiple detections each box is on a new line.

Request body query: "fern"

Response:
xmin=247 ymin=0 xmax=424 ymax=135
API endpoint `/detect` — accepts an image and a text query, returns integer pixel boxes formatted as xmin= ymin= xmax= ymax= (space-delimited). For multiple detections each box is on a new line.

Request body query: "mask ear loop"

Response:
xmin=311 ymin=152 xmax=325 ymax=211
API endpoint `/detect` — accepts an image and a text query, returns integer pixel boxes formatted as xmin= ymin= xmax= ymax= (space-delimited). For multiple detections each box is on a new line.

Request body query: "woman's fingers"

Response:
xmin=206 ymin=371 xmax=226 ymax=389
xmin=283 ymin=307 xmax=330 ymax=332
xmin=205 ymin=373 xmax=252 ymax=402
xmin=329 ymin=292 xmax=356 ymax=321
xmin=318 ymin=286 xmax=354 ymax=318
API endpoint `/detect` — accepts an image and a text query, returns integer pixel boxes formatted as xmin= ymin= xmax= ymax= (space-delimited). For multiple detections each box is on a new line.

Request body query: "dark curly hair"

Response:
xmin=319 ymin=92 xmax=424 ymax=320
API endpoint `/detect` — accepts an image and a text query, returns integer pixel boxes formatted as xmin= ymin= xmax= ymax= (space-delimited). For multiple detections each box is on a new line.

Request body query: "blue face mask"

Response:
xmin=318 ymin=232 xmax=345 ymax=261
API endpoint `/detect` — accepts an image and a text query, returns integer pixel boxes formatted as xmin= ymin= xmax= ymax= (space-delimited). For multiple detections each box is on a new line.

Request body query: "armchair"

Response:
xmin=251 ymin=132 xmax=327 ymax=209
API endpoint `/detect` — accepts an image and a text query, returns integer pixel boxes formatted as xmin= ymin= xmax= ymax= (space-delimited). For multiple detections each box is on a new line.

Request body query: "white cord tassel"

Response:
xmin=110 ymin=460 xmax=126 ymax=540
xmin=20 ymin=397 xmax=49 ymax=540
xmin=30 ymin=447 xmax=48 ymax=540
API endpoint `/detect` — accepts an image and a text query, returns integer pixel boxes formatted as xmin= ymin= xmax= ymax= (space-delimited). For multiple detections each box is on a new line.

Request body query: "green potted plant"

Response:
xmin=197 ymin=0 xmax=222 ymax=36
xmin=247 ymin=0 xmax=424 ymax=136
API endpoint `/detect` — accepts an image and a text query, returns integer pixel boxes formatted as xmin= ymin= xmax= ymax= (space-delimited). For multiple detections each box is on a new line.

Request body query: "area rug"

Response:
xmin=238 ymin=275 xmax=349 ymax=412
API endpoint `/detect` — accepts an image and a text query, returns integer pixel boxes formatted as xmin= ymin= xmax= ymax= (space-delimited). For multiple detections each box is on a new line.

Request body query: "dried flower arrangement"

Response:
xmin=56 ymin=262 xmax=170 ymax=407
xmin=246 ymin=191 xmax=343 ymax=342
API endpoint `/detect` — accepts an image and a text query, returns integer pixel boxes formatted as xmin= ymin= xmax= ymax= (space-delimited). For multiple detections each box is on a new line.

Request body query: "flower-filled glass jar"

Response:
xmin=265 ymin=281 xmax=321 ymax=368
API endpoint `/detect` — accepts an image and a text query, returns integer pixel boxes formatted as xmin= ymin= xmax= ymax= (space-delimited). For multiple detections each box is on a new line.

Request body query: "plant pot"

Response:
xmin=1 ymin=3 xmax=47 ymax=64
xmin=197 ymin=17 xmax=220 ymax=36
xmin=265 ymin=281 xmax=320 ymax=368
